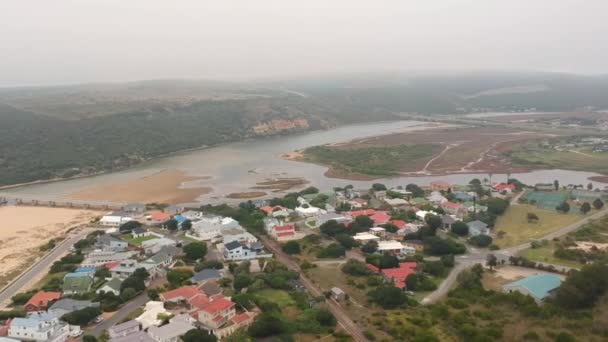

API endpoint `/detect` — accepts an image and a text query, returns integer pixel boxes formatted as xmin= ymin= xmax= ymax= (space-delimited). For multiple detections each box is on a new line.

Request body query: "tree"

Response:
xmin=581 ymin=202 xmax=591 ymax=214
xmin=282 ymin=241 xmax=301 ymax=255
xmin=315 ymin=308 xmax=337 ymax=327
xmin=299 ymin=186 xmax=319 ymax=195
xmin=194 ymin=259 xmax=224 ymax=271
xmin=555 ymin=202 xmax=570 ymax=213
xmin=165 ymin=219 xmax=179 ymax=231
xmin=61 ymin=306 xmax=101 ymax=326
xmin=451 ymin=221 xmax=469 ymax=236
xmin=119 ymin=220 xmax=141 ymax=232
xmin=94 ymin=267 xmax=111 ymax=279
xmin=554 ymin=179 xmax=559 ymax=190
xmin=248 ymin=313 xmax=286 ymax=338
xmin=167 ymin=269 xmax=194 ymax=287
xmin=485 ymin=198 xmax=509 ymax=216
xmin=317 ymin=244 xmax=346 ymax=258
xmin=486 ymin=254 xmax=498 ymax=270
xmin=372 ymin=183 xmax=387 ymax=191
xmin=526 ymin=212 xmax=539 ymax=223
xmin=83 ymin=336 xmax=98 ymax=342
xmin=593 ymin=198 xmax=604 ymax=210
xmin=335 ymin=234 xmax=358 ymax=250
xmin=181 ymin=329 xmax=217 ymax=342
xmin=424 ymin=237 xmax=466 ymax=255
xmin=354 ymin=215 xmax=374 ymax=229
xmin=361 ymin=240 xmax=378 ymax=254
xmin=469 ymin=234 xmax=493 ymax=247
xmin=183 ymin=242 xmax=207 ymax=261
xmin=341 ymin=259 xmax=371 ymax=276
xmin=406 ymin=183 xmax=424 ymax=198
xmin=233 ymin=274 xmax=253 ymax=292
xmin=181 ymin=219 xmax=192 ymax=231
xmin=424 ymin=214 xmax=442 ymax=231
xmin=367 ymin=285 xmax=407 ymax=309
xmin=469 ymin=178 xmax=481 ymax=186
xmin=319 ymin=220 xmax=343 ymax=236
xmin=554 ymin=262 xmax=608 ymax=309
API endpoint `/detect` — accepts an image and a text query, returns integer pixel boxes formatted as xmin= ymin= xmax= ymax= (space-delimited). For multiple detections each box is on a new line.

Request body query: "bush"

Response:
xmin=451 ymin=221 xmax=469 ymax=236
xmin=317 ymin=244 xmax=346 ymax=258
xmin=341 ymin=259 xmax=371 ymax=276
xmin=248 ymin=313 xmax=286 ymax=338
xmin=424 ymin=237 xmax=466 ymax=255
xmin=167 ymin=269 xmax=194 ymax=287
xmin=62 ymin=306 xmax=101 ymax=325
xmin=282 ymin=241 xmax=301 ymax=255
xmin=368 ymin=285 xmax=407 ymax=309
xmin=194 ymin=260 xmax=224 ymax=271
xmin=183 ymin=242 xmax=207 ymax=261
xmin=468 ymin=234 xmax=493 ymax=247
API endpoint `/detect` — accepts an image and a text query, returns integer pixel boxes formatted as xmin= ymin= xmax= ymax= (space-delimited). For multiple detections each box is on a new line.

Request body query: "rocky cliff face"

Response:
xmin=251 ymin=118 xmax=311 ymax=135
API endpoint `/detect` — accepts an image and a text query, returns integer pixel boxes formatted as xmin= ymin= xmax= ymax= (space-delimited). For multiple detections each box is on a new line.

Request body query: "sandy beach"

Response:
xmin=68 ymin=169 xmax=211 ymax=204
xmin=0 ymin=206 xmax=100 ymax=288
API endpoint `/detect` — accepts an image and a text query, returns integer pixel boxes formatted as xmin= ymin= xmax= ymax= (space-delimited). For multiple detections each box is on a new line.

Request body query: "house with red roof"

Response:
xmin=493 ymin=183 xmax=516 ymax=193
xmin=24 ymin=291 xmax=61 ymax=312
xmin=381 ymin=262 xmax=417 ymax=289
xmin=148 ymin=211 xmax=171 ymax=223
xmin=268 ymin=224 xmax=297 ymax=241
xmin=390 ymin=220 xmax=407 ymax=230
xmin=346 ymin=209 xmax=376 ymax=218
xmin=370 ymin=211 xmax=390 ymax=225
xmin=159 ymin=286 xmax=202 ymax=303
xmin=196 ymin=296 xmax=236 ymax=330
xmin=440 ymin=201 xmax=468 ymax=217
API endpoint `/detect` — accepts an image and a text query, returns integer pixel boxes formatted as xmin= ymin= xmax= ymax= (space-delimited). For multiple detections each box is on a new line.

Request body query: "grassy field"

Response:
xmin=121 ymin=235 xmax=158 ymax=246
xmin=509 ymin=142 xmax=608 ymax=174
xmin=300 ymin=143 xmax=440 ymax=179
xmin=252 ymin=289 xmax=296 ymax=308
xmin=518 ymin=243 xmax=585 ymax=268
xmin=493 ymin=204 xmax=582 ymax=248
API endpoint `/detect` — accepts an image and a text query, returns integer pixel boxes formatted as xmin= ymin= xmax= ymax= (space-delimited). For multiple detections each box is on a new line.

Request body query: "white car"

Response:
xmin=69 ymin=330 xmax=83 ymax=337
xmin=94 ymin=316 xmax=104 ymax=323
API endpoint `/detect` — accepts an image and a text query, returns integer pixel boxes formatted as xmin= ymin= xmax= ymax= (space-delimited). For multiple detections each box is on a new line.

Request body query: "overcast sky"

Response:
xmin=2 ymin=0 xmax=607 ymax=86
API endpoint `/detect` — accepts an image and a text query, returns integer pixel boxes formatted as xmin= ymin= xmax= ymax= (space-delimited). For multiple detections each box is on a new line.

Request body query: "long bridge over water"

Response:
xmin=0 ymin=192 xmax=127 ymax=211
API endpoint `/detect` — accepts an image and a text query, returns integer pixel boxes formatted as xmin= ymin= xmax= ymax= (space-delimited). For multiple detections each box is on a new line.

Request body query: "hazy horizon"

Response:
xmin=3 ymin=0 xmax=608 ymax=87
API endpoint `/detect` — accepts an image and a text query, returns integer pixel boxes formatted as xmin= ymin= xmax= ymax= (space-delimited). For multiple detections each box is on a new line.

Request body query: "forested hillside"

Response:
xmin=3 ymin=72 xmax=608 ymax=186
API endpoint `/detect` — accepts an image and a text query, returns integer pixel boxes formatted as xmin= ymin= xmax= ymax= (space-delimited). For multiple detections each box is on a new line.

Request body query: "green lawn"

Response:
xmin=494 ymin=204 xmax=582 ymax=248
xmin=121 ymin=235 xmax=158 ymax=246
xmin=252 ymin=289 xmax=295 ymax=308
xmin=510 ymin=142 xmax=608 ymax=174
xmin=518 ymin=243 xmax=584 ymax=269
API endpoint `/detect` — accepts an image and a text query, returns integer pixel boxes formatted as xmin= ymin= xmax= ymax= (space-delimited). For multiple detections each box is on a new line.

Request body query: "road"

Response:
xmin=0 ymin=227 xmax=93 ymax=307
xmin=421 ymin=206 xmax=608 ymax=304
xmin=88 ymin=293 xmax=149 ymax=337
xmin=260 ymin=236 xmax=369 ymax=342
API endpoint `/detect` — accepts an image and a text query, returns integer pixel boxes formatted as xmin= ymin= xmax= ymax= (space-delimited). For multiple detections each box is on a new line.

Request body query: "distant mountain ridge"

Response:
xmin=2 ymin=71 xmax=608 ymax=186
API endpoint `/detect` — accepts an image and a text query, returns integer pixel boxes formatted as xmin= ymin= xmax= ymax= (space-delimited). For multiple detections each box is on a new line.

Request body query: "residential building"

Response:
xmin=81 ymin=251 xmax=135 ymax=268
xmin=453 ymin=191 xmax=475 ymax=202
xmin=467 ymin=220 xmax=490 ymax=236
xmin=440 ymin=202 xmax=467 ymax=217
xmin=95 ymin=235 xmax=128 ymax=252
xmin=196 ymin=297 xmax=236 ymax=330
xmin=377 ymin=240 xmax=416 ymax=256
xmin=140 ymin=252 xmax=174 ymax=273
xmin=295 ymin=205 xmax=326 ymax=217
xmin=148 ymin=212 xmax=171 ymax=224
xmin=96 ymin=278 xmax=123 ymax=296
xmin=369 ymin=211 xmax=390 ymax=225
xmin=110 ymin=331 xmax=156 ymax=342
xmin=100 ymin=213 xmax=133 ymax=227
xmin=267 ymin=224 xmax=297 ymax=241
xmin=353 ymin=232 xmax=380 ymax=242
xmin=190 ymin=269 xmax=222 ymax=284
xmin=108 ymin=320 xmax=141 ymax=339
xmin=136 ymin=301 xmax=169 ymax=329
xmin=131 ymin=227 xmax=150 ymax=239
xmin=160 ymin=286 xmax=202 ymax=303
xmin=111 ymin=260 xmax=155 ymax=280
xmin=123 ymin=203 xmax=146 ymax=215
xmin=535 ymin=183 xmax=556 ymax=191
xmin=463 ymin=201 xmax=487 ymax=213
xmin=48 ymin=299 xmax=99 ymax=318
xmin=164 ymin=205 xmax=184 ymax=215
xmin=314 ymin=213 xmax=350 ymax=227
xmin=221 ymin=226 xmax=257 ymax=245
xmin=380 ymin=262 xmax=417 ymax=289
xmin=23 ymin=292 xmax=61 ymax=312
xmin=369 ymin=227 xmax=386 ymax=237
xmin=430 ymin=181 xmax=451 ymax=192
xmin=384 ymin=198 xmax=409 ymax=207
xmin=62 ymin=272 xmax=93 ymax=295
xmin=493 ymin=183 xmax=516 ymax=193
xmin=330 ymin=287 xmax=345 ymax=301
xmin=427 ymin=191 xmax=448 ymax=204
xmin=403 ymin=240 xmax=424 ymax=252
xmin=223 ymin=241 xmax=257 ymax=261
xmin=141 ymin=237 xmax=177 ymax=255
xmin=440 ymin=215 xmax=457 ymax=230
xmin=147 ymin=314 xmax=195 ymax=342
xmin=503 ymin=274 xmax=562 ymax=303
xmin=8 ymin=312 xmax=69 ymax=342
xmin=200 ymin=281 xmax=223 ymax=297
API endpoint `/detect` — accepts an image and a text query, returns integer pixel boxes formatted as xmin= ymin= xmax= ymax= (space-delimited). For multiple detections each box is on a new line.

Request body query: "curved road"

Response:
xmin=422 ymin=206 xmax=608 ymax=304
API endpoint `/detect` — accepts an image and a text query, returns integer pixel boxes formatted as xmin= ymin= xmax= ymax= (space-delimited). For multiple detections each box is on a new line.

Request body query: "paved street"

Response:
xmin=0 ymin=227 xmax=93 ymax=307
xmin=88 ymin=293 xmax=148 ymax=337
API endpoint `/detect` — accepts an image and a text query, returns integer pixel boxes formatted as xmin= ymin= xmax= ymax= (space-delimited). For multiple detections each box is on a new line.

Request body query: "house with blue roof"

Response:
xmin=503 ymin=274 xmax=563 ymax=303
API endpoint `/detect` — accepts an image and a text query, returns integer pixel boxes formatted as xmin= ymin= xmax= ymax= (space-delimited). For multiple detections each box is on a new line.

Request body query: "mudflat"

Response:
xmin=68 ymin=169 xmax=211 ymax=204
xmin=0 ymin=206 xmax=100 ymax=288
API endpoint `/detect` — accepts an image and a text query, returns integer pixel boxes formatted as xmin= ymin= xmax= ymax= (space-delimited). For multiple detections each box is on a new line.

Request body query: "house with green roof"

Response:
xmin=62 ymin=272 xmax=94 ymax=295
xmin=503 ymin=274 xmax=562 ymax=303
xmin=462 ymin=201 xmax=487 ymax=213
xmin=96 ymin=277 xmax=123 ymax=296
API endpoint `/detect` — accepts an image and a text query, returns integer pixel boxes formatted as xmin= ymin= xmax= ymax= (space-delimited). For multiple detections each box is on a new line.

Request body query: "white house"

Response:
xmin=377 ymin=240 xmax=416 ymax=256
xmin=100 ymin=213 xmax=133 ymax=227
xmin=221 ymin=226 xmax=258 ymax=245
xmin=427 ymin=191 xmax=448 ymax=204
xmin=295 ymin=205 xmax=326 ymax=217
xmin=223 ymin=241 xmax=257 ymax=261
xmin=147 ymin=315 xmax=195 ymax=342
xmin=141 ymin=237 xmax=177 ymax=255
xmin=95 ymin=235 xmax=128 ymax=252
xmin=353 ymin=232 xmax=380 ymax=242
xmin=384 ymin=198 xmax=409 ymax=207
xmin=190 ymin=221 xmax=223 ymax=241
xmin=108 ymin=320 xmax=141 ymax=339
xmin=131 ymin=227 xmax=151 ymax=239
xmin=8 ymin=312 xmax=69 ymax=342
xmin=136 ymin=301 xmax=170 ymax=329
xmin=81 ymin=251 xmax=135 ymax=268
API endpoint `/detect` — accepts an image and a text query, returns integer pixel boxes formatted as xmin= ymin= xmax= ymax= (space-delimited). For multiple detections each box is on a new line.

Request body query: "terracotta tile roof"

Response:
xmin=390 ymin=220 xmax=406 ymax=229
xmin=381 ymin=262 xmax=417 ymax=289
xmin=277 ymin=231 xmax=295 ymax=237
xmin=347 ymin=209 xmax=376 ymax=218
xmin=261 ymin=205 xmax=286 ymax=214
xmin=104 ymin=261 xmax=121 ymax=269
xmin=231 ymin=312 xmax=253 ymax=324
xmin=442 ymin=201 xmax=463 ymax=209
xmin=370 ymin=211 xmax=390 ymax=225
xmin=189 ymin=294 xmax=210 ymax=310
xmin=273 ymin=224 xmax=295 ymax=232
xmin=201 ymin=297 xmax=234 ymax=314
xmin=25 ymin=291 xmax=61 ymax=310
xmin=160 ymin=286 xmax=202 ymax=302
xmin=494 ymin=183 xmax=516 ymax=191
xmin=151 ymin=212 xmax=171 ymax=221
xmin=366 ymin=264 xmax=380 ymax=273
